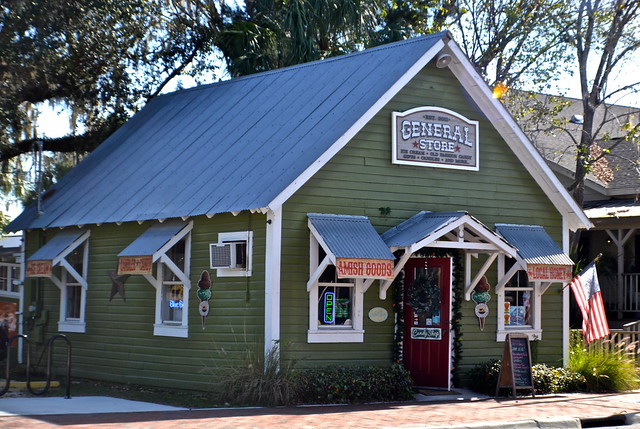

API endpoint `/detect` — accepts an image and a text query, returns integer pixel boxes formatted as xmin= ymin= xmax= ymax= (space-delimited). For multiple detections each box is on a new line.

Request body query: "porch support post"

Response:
xmin=265 ymin=205 xmax=283 ymax=366
xmin=606 ymin=228 xmax=635 ymax=319
xmin=562 ymin=219 xmax=570 ymax=366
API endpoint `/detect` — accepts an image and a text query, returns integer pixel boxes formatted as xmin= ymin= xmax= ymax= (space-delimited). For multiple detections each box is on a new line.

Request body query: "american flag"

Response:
xmin=569 ymin=262 xmax=610 ymax=344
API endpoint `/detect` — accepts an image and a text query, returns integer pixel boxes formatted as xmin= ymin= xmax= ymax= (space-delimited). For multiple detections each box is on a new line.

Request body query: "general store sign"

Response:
xmin=118 ymin=255 xmax=153 ymax=275
xmin=527 ymin=264 xmax=572 ymax=282
xmin=392 ymin=107 xmax=479 ymax=171
xmin=26 ymin=260 xmax=53 ymax=277
xmin=336 ymin=258 xmax=394 ymax=280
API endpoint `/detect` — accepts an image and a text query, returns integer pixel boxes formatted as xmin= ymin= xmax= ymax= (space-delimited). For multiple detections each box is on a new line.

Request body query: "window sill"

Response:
xmin=497 ymin=329 xmax=542 ymax=342
xmin=58 ymin=321 xmax=86 ymax=333
xmin=0 ymin=291 xmax=20 ymax=299
xmin=216 ymin=268 xmax=252 ymax=278
xmin=307 ymin=329 xmax=364 ymax=343
xmin=154 ymin=324 xmax=188 ymax=338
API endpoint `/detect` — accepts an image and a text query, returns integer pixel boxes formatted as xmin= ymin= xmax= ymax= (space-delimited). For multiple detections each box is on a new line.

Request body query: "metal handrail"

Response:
xmin=0 ymin=334 xmax=31 ymax=397
xmin=27 ymin=334 xmax=72 ymax=399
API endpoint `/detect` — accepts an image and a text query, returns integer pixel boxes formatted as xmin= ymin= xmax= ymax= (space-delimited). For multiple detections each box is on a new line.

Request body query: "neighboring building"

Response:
xmin=520 ymin=93 xmax=640 ymax=324
xmin=6 ymin=32 xmax=590 ymax=391
xmin=0 ymin=234 xmax=21 ymax=340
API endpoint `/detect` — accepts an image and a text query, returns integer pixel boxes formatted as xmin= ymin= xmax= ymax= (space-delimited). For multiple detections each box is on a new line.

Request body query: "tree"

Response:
xmin=449 ymin=0 xmax=574 ymax=89
xmin=0 ymin=0 xmax=224 ymax=207
xmin=564 ymin=0 xmax=640 ymax=207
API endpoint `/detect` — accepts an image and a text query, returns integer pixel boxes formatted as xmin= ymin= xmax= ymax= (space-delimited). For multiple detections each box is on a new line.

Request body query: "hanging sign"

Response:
xmin=392 ymin=106 xmax=479 ymax=171
xmin=336 ymin=258 xmax=394 ymax=280
xmin=411 ymin=327 xmax=442 ymax=340
xmin=118 ymin=255 xmax=153 ymax=275
xmin=527 ymin=264 xmax=572 ymax=282
xmin=26 ymin=260 xmax=53 ymax=277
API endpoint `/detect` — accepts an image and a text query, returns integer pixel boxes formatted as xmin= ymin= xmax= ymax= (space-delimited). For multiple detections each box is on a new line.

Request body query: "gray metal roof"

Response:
xmin=118 ymin=220 xmax=189 ymax=257
xmin=495 ymin=224 xmax=573 ymax=266
xmin=7 ymin=32 xmax=449 ymax=232
xmin=27 ymin=229 xmax=87 ymax=261
xmin=381 ymin=211 xmax=468 ymax=248
xmin=308 ymin=213 xmax=394 ymax=260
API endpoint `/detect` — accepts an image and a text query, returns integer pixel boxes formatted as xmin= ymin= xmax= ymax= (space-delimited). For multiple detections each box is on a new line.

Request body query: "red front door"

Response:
xmin=403 ymin=257 xmax=451 ymax=389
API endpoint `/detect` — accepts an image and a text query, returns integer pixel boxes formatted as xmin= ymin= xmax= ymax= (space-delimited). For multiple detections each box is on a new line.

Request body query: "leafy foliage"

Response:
xmin=466 ymin=359 xmax=586 ymax=396
xmin=568 ymin=331 xmax=640 ymax=393
xmin=297 ymin=364 xmax=414 ymax=404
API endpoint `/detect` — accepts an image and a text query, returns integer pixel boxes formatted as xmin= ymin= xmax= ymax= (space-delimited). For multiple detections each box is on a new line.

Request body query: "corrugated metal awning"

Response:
xmin=308 ymin=214 xmax=394 ymax=260
xmin=117 ymin=220 xmax=192 ymax=275
xmin=495 ymin=224 xmax=573 ymax=283
xmin=381 ymin=211 xmax=468 ymax=248
xmin=119 ymin=221 xmax=190 ymax=257
xmin=495 ymin=224 xmax=573 ymax=266
xmin=28 ymin=229 xmax=87 ymax=262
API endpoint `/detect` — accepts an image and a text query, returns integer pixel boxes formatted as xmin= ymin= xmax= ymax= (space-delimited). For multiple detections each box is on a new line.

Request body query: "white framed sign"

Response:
xmin=392 ymin=106 xmax=479 ymax=171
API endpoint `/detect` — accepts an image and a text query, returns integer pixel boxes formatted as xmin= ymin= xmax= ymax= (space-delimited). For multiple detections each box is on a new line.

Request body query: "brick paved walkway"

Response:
xmin=1 ymin=391 xmax=639 ymax=428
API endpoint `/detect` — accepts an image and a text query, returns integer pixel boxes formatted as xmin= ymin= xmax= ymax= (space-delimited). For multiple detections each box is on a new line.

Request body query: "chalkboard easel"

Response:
xmin=495 ymin=333 xmax=535 ymax=398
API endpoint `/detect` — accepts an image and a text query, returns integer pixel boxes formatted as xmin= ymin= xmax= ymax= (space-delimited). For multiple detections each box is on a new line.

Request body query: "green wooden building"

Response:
xmin=6 ymin=32 xmax=590 ymax=391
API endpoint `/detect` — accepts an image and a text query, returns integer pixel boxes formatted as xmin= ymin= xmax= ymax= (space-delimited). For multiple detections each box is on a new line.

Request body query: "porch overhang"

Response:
xmin=380 ymin=211 xmax=524 ymax=300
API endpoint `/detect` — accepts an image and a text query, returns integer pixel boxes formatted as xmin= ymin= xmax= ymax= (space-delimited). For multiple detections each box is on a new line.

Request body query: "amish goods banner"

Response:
xmin=392 ymin=106 xmax=479 ymax=171
xmin=336 ymin=258 xmax=394 ymax=280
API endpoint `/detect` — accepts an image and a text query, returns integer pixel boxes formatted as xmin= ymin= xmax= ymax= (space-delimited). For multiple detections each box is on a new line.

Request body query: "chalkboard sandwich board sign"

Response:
xmin=495 ymin=333 xmax=535 ymax=398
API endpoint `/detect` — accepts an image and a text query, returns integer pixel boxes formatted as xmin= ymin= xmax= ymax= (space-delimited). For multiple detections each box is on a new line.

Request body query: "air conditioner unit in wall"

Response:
xmin=210 ymin=241 xmax=247 ymax=269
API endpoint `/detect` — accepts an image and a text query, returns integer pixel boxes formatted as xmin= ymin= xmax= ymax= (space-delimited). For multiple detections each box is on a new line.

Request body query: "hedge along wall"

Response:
xmin=279 ymin=60 xmax=565 ymax=380
xmin=24 ymin=211 xmax=266 ymax=391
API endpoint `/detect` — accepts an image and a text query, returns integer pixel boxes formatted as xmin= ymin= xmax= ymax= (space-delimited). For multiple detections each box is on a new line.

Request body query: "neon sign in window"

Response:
xmin=319 ymin=287 xmax=352 ymax=326
xmin=324 ymin=292 xmax=335 ymax=323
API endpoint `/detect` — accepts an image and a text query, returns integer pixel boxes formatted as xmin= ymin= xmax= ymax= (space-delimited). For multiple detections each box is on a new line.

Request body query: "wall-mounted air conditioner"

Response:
xmin=210 ymin=241 xmax=246 ymax=269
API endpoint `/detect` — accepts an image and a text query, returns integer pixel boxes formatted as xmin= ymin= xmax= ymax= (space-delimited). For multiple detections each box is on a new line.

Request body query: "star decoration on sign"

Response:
xmin=412 ymin=141 xmax=420 ymax=148
xmin=455 ymin=145 xmax=461 ymax=152
xmin=108 ymin=271 xmax=131 ymax=302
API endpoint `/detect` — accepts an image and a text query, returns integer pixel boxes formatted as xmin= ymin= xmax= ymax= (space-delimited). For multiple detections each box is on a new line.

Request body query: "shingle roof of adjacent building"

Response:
xmin=7 ymin=32 xmax=447 ymax=232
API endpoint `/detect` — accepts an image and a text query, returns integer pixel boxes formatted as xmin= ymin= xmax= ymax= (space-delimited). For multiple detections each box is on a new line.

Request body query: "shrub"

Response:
xmin=466 ymin=360 xmax=585 ymax=395
xmin=568 ymin=334 xmax=640 ymax=392
xmin=297 ymin=364 xmax=414 ymax=404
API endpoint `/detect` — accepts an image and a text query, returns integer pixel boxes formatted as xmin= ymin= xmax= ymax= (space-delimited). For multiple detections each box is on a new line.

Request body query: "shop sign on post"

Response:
xmin=392 ymin=107 xmax=479 ymax=171
xmin=336 ymin=258 xmax=394 ymax=280
xmin=118 ymin=255 xmax=153 ymax=275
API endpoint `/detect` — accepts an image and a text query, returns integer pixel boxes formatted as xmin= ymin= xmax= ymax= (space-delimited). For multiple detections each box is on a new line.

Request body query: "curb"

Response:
xmin=413 ymin=417 xmax=581 ymax=429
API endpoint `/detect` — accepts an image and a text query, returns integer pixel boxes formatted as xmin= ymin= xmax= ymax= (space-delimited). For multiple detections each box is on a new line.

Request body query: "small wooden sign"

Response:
xmin=26 ymin=260 xmax=53 ymax=277
xmin=496 ymin=333 xmax=535 ymax=398
xmin=118 ymin=255 xmax=153 ymax=275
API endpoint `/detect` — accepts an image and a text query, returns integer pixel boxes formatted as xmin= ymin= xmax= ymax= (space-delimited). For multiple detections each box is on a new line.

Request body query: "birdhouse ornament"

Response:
xmin=197 ymin=270 xmax=212 ymax=329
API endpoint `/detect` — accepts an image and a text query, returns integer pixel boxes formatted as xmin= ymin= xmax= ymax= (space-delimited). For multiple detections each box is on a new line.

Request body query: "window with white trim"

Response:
xmin=152 ymin=235 xmax=190 ymax=337
xmin=497 ymin=260 xmax=542 ymax=341
xmin=308 ymin=242 xmax=364 ymax=343
xmin=0 ymin=263 xmax=20 ymax=298
xmin=58 ymin=240 xmax=89 ymax=333
xmin=211 ymin=231 xmax=253 ymax=277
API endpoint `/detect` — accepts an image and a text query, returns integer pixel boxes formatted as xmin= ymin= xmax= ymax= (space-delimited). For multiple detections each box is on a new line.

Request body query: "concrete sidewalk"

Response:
xmin=0 ymin=389 xmax=639 ymax=428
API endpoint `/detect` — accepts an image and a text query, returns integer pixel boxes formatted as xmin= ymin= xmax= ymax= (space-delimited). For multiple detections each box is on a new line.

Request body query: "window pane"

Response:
xmin=0 ymin=266 xmax=7 ymax=291
xmin=162 ymin=284 xmax=184 ymax=322
xmin=163 ymin=240 xmax=185 ymax=281
xmin=10 ymin=267 xmax=19 ymax=292
xmin=67 ymin=285 xmax=82 ymax=319
xmin=67 ymin=245 xmax=84 ymax=274
xmin=318 ymin=285 xmax=352 ymax=326
xmin=504 ymin=290 xmax=532 ymax=326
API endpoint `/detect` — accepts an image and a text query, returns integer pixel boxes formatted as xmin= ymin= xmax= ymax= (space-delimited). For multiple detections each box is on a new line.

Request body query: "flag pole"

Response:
xmin=563 ymin=253 xmax=603 ymax=289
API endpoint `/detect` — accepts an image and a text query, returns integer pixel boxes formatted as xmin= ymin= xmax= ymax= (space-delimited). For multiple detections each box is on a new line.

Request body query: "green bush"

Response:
xmin=297 ymin=364 xmax=414 ymax=404
xmin=568 ymin=334 xmax=640 ymax=393
xmin=466 ymin=359 xmax=585 ymax=396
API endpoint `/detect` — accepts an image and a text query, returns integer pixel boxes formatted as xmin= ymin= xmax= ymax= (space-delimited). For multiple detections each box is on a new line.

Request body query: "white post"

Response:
xmin=562 ymin=219 xmax=570 ymax=367
xmin=265 ymin=206 xmax=282 ymax=367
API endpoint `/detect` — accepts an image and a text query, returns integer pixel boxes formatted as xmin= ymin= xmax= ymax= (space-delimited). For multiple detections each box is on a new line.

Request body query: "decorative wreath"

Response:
xmin=408 ymin=270 xmax=441 ymax=317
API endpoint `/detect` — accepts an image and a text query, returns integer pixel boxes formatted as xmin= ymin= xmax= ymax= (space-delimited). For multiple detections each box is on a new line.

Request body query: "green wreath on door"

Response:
xmin=408 ymin=270 xmax=441 ymax=318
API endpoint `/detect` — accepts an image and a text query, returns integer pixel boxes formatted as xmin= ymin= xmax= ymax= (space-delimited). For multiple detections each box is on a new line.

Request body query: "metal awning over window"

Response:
xmin=26 ymin=229 xmax=90 ymax=279
xmin=307 ymin=213 xmax=395 ymax=289
xmin=117 ymin=220 xmax=192 ymax=275
xmin=495 ymin=224 xmax=573 ymax=292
